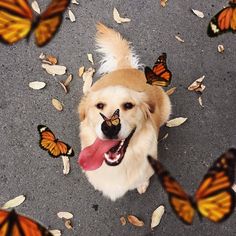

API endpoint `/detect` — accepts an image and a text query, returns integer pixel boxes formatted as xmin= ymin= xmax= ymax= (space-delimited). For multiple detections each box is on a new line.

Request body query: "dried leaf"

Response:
xmin=31 ymin=0 xmax=40 ymax=14
xmin=29 ymin=81 xmax=46 ymax=90
xmin=120 ymin=216 xmax=126 ymax=226
xmin=65 ymin=219 xmax=73 ymax=230
xmin=39 ymin=52 xmax=46 ymax=60
xmin=232 ymin=184 xmax=236 ymax=192
xmin=87 ymin=53 xmax=94 ymax=65
xmin=188 ymin=75 xmax=205 ymax=93
xmin=78 ymin=66 xmax=85 ymax=77
xmin=63 ymin=74 xmax=73 ymax=87
xmin=57 ymin=211 xmax=73 ymax=219
xmin=217 ymin=44 xmax=224 ymax=53
xmin=72 ymin=0 xmax=79 ymax=5
xmin=62 ymin=155 xmax=70 ymax=175
xmin=198 ymin=96 xmax=204 ymax=107
xmin=42 ymin=64 xmax=66 ymax=76
xmin=175 ymin=35 xmax=184 ymax=43
xmin=82 ymin=68 xmax=95 ymax=94
xmin=2 ymin=195 xmax=26 ymax=209
xmin=151 ymin=205 xmax=165 ymax=229
xmin=59 ymin=81 xmax=68 ymax=93
xmin=160 ymin=0 xmax=168 ymax=7
xmin=113 ymin=8 xmax=131 ymax=24
xmin=127 ymin=215 xmax=144 ymax=227
xmin=166 ymin=87 xmax=176 ymax=96
xmin=158 ymin=133 xmax=168 ymax=142
xmin=46 ymin=55 xmax=58 ymax=65
xmin=166 ymin=117 xmax=188 ymax=127
xmin=49 ymin=230 xmax=61 ymax=236
xmin=191 ymin=9 xmax=204 ymax=18
xmin=82 ymin=68 xmax=95 ymax=81
xmin=52 ymin=98 xmax=63 ymax=111
xmin=68 ymin=9 xmax=76 ymax=22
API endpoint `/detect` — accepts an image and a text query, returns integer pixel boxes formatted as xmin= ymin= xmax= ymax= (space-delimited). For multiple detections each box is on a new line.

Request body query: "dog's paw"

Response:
xmin=137 ymin=180 xmax=150 ymax=194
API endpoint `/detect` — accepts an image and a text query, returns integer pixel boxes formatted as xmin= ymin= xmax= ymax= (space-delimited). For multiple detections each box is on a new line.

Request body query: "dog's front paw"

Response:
xmin=137 ymin=180 xmax=150 ymax=194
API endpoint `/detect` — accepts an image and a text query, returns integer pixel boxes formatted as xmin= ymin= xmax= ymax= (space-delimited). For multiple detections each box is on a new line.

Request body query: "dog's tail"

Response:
xmin=96 ymin=23 xmax=140 ymax=74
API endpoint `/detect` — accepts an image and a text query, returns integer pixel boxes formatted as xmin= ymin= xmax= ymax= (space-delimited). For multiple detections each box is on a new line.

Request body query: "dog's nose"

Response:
xmin=100 ymin=109 xmax=121 ymax=139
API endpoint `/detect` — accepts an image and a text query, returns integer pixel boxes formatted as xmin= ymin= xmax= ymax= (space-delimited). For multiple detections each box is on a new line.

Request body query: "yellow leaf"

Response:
xmin=52 ymin=98 xmax=63 ymax=111
xmin=127 ymin=215 xmax=144 ymax=227
xmin=151 ymin=205 xmax=165 ymax=229
xmin=2 ymin=195 xmax=26 ymax=209
xmin=113 ymin=8 xmax=131 ymax=24
xmin=166 ymin=117 xmax=188 ymax=127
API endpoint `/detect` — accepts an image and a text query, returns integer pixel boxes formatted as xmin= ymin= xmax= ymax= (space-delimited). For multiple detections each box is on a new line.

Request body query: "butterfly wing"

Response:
xmin=148 ymin=156 xmax=195 ymax=224
xmin=34 ymin=0 xmax=70 ymax=47
xmin=145 ymin=53 xmax=172 ymax=87
xmin=0 ymin=0 xmax=33 ymax=44
xmin=207 ymin=1 xmax=236 ymax=37
xmin=0 ymin=209 xmax=53 ymax=236
xmin=194 ymin=148 xmax=236 ymax=222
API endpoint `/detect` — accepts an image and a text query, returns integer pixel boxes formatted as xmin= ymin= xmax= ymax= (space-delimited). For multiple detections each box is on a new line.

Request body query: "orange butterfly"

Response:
xmin=0 ymin=0 xmax=70 ymax=46
xmin=208 ymin=0 xmax=236 ymax=37
xmin=0 ymin=209 xmax=52 ymax=236
xmin=38 ymin=125 xmax=74 ymax=158
xmin=145 ymin=53 xmax=172 ymax=87
xmin=100 ymin=109 xmax=120 ymax=127
xmin=148 ymin=148 xmax=236 ymax=225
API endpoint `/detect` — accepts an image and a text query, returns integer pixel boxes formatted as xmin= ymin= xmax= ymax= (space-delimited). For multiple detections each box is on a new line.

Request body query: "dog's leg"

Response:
xmin=137 ymin=180 xmax=150 ymax=194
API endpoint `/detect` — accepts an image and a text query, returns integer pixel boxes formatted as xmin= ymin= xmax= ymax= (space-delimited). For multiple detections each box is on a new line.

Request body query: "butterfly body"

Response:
xmin=0 ymin=0 xmax=70 ymax=46
xmin=208 ymin=0 xmax=236 ymax=37
xmin=100 ymin=109 xmax=120 ymax=127
xmin=145 ymin=53 xmax=172 ymax=87
xmin=148 ymin=148 xmax=236 ymax=224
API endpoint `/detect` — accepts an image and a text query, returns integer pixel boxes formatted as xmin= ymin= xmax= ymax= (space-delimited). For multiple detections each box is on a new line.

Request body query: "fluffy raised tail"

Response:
xmin=96 ymin=23 xmax=140 ymax=74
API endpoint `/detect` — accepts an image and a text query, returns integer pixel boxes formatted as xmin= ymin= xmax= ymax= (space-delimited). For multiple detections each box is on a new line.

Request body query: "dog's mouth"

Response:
xmin=78 ymin=129 xmax=135 ymax=171
xmin=104 ymin=129 xmax=135 ymax=166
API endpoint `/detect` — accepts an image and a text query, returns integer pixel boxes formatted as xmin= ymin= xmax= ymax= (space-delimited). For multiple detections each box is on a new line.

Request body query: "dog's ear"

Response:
xmin=78 ymin=96 xmax=87 ymax=121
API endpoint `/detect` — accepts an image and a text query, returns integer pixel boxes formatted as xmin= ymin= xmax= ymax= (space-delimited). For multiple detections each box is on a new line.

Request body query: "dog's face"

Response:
xmin=79 ymin=85 xmax=152 ymax=170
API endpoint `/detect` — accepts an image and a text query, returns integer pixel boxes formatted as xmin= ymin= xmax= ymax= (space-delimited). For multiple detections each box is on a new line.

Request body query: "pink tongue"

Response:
xmin=78 ymin=138 xmax=120 ymax=171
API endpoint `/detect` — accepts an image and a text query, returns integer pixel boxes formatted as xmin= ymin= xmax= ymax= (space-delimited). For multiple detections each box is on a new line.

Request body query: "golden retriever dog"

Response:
xmin=77 ymin=23 xmax=171 ymax=201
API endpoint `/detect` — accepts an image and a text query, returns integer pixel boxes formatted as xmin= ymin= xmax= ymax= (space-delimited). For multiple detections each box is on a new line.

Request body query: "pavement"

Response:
xmin=0 ymin=0 xmax=236 ymax=235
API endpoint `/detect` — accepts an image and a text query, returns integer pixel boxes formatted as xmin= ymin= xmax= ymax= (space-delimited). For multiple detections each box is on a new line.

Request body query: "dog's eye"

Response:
xmin=123 ymin=102 xmax=134 ymax=110
xmin=96 ymin=103 xmax=105 ymax=110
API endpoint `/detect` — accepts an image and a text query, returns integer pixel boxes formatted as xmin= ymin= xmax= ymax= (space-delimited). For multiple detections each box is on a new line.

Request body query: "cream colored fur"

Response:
xmin=78 ymin=23 xmax=171 ymax=201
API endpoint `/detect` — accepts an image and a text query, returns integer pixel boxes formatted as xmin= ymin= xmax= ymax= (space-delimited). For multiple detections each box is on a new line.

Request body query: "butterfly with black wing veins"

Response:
xmin=145 ymin=53 xmax=172 ymax=87
xmin=148 ymin=148 xmax=236 ymax=225
xmin=208 ymin=0 xmax=236 ymax=37
xmin=0 ymin=0 xmax=70 ymax=46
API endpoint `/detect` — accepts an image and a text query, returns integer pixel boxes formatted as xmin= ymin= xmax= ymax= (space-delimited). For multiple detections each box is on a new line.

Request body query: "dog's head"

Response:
xmin=78 ymin=69 xmax=164 ymax=170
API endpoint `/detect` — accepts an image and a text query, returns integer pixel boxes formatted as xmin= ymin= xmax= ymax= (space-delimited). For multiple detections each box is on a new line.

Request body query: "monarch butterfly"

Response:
xmin=0 ymin=0 xmax=70 ymax=46
xmin=207 ymin=0 xmax=236 ymax=37
xmin=100 ymin=109 xmax=120 ymax=127
xmin=38 ymin=125 xmax=74 ymax=158
xmin=148 ymin=148 xmax=236 ymax=225
xmin=0 ymin=209 xmax=53 ymax=236
xmin=144 ymin=53 xmax=172 ymax=87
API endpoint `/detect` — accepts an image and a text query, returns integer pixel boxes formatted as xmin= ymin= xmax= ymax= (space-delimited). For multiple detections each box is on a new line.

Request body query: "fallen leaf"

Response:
xmin=31 ymin=0 xmax=40 ymax=14
xmin=120 ymin=216 xmax=126 ymax=226
xmin=191 ymin=9 xmax=204 ymax=18
xmin=72 ymin=0 xmax=79 ymax=4
xmin=113 ymin=8 xmax=131 ymax=24
xmin=64 ymin=219 xmax=73 ymax=230
xmin=46 ymin=55 xmax=58 ymax=65
xmin=57 ymin=211 xmax=73 ymax=219
xmin=151 ymin=205 xmax=165 ymax=229
xmin=166 ymin=87 xmax=176 ymax=96
xmin=59 ymin=81 xmax=68 ymax=93
xmin=198 ymin=96 xmax=204 ymax=107
xmin=188 ymin=75 xmax=205 ymax=93
xmin=175 ymin=35 xmax=184 ymax=43
xmin=82 ymin=68 xmax=95 ymax=94
xmin=160 ymin=0 xmax=168 ymax=7
xmin=63 ymin=74 xmax=73 ymax=87
xmin=29 ymin=81 xmax=46 ymax=90
xmin=49 ymin=230 xmax=61 ymax=236
xmin=52 ymin=98 xmax=63 ymax=111
xmin=39 ymin=52 xmax=46 ymax=60
xmin=166 ymin=117 xmax=188 ymax=127
xmin=82 ymin=68 xmax=95 ymax=82
xmin=232 ymin=184 xmax=236 ymax=192
xmin=78 ymin=66 xmax=85 ymax=77
xmin=68 ymin=9 xmax=76 ymax=22
xmin=158 ymin=133 xmax=168 ymax=142
xmin=87 ymin=53 xmax=94 ymax=65
xmin=217 ymin=44 xmax=224 ymax=53
xmin=2 ymin=195 xmax=26 ymax=209
xmin=42 ymin=64 xmax=66 ymax=76
xmin=127 ymin=215 xmax=144 ymax=227
xmin=62 ymin=155 xmax=70 ymax=175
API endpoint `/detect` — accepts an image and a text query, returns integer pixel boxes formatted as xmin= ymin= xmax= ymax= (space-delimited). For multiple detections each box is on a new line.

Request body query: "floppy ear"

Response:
xmin=78 ymin=96 xmax=87 ymax=121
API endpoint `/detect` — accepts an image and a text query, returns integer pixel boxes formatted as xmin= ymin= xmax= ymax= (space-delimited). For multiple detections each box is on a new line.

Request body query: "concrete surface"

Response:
xmin=0 ymin=0 xmax=236 ymax=235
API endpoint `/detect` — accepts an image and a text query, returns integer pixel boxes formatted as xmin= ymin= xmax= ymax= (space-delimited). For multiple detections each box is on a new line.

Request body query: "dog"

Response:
xmin=77 ymin=23 xmax=171 ymax=201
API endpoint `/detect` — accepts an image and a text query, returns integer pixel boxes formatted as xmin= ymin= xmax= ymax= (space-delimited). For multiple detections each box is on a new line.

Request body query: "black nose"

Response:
xmin=101 ymin=122 xmax=121 ymax=139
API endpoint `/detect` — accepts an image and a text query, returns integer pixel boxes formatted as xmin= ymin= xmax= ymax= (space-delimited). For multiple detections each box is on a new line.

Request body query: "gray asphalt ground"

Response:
xmin=0 ymin=0 xmax=236 ymax=235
